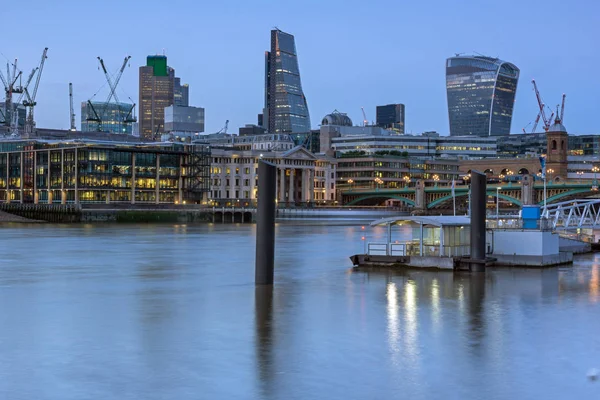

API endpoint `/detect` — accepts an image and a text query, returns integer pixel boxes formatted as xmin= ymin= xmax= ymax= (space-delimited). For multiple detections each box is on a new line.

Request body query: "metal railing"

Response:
xmin=367 ymin=241 xmax=471 ymax=257
xmin=486 ymin=218 xmax=553 ymax=231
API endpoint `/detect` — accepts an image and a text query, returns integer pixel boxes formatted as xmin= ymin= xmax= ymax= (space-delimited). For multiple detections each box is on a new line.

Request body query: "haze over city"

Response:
xmin=3 ymin=0 xmax=599 ymax=134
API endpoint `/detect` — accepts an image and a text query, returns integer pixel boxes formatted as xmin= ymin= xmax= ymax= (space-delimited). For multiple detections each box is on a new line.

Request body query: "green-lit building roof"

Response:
xmin=146 ymin=55 xmax=168 ymax=77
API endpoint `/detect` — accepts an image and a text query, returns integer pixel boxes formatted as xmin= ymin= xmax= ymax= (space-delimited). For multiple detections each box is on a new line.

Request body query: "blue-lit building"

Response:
xmin=264 ymin=29 xmax=311 ymax=134
xmin=446 ymin=55 xmax=519 ymax=137
xmin=81 ymin=101 xmax=135 ymax=134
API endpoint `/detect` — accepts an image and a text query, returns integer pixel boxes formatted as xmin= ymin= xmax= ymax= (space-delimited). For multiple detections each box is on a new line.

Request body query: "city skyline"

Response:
xmin=2 ymin=0 xmax=599 ymax=135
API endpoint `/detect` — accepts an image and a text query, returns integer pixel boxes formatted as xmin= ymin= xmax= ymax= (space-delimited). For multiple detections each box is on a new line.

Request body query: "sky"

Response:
xmin=3 ymin=0 xmax=599 ymax=135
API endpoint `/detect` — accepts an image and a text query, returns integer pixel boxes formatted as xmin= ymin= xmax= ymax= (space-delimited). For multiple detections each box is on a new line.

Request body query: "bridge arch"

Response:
xmin=346 ymin=194 xmax=416 ymax=206
xmin=541 ymin=188 xmax=598 ymax=205
xmin=427 ymin=191 xmax=522 ymax=209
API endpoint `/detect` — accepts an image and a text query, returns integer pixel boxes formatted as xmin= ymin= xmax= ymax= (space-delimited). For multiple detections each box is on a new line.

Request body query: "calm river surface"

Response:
xmin=1 ymin=221 xmax=599 ymax=399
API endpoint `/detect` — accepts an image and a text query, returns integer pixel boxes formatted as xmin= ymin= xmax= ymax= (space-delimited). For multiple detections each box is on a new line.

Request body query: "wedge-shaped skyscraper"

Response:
xmin=264 ymin=29 xmax=311 ymax=134
xmin=446 ymin=55 xmax=519 ymax=137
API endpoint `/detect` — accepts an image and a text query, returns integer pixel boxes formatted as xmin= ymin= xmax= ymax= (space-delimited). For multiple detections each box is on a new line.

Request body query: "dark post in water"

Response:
xmin=470 ymin=170 xmax=487 ymax=272
xmin=255 ymin=161 xmax=277 ymax=285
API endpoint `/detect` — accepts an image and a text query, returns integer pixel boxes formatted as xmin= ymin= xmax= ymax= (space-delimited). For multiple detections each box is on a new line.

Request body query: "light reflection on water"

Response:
xmin=0 ymin=222 xmax=599 ymax=399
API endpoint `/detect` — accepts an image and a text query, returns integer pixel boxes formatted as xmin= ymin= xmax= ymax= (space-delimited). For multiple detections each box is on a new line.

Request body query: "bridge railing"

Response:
xmin=486 ymin=218 xmax=553 ymax=231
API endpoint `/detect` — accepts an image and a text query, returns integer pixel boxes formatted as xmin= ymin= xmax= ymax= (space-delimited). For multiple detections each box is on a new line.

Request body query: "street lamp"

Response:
xmin=403 ymin=175 xmax=411 ymax=188
xmin=374 ymin=177 xmax=383 ymax=189
xmin=432 ymin=174 xmax=439 ymax=186
xmin=496 ymin=186 xmax=501 ymax=220
xmin=347 ymin=178 xmax=354 ymax=190
xmin=593 ymin=166 xmax=599 ymax=182
xmin=577 ymin=170 xmax=584 ymax=182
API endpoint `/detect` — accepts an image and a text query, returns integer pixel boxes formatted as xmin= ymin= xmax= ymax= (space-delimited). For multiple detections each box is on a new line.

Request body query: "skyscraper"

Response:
xmin=376 ymin=104 xmax=405 ymax=133
xmin=446 ymin=55 xmax=519 ymax=137
xmin=139 ymin=55 xmax=174 ymax=140
xmin=174 ymin=77 xmax=189 ymax=107
xmin=264 ymin=29 xmax=311 ymax=134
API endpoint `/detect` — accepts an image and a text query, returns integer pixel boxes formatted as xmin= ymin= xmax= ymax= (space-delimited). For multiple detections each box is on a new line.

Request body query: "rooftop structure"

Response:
xmin=321 ymin=110 xmax=352 ymax=127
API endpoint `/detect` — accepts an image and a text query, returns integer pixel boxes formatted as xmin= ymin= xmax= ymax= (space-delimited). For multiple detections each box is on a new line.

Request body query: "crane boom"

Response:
xmin=99 ymin=55 xmax=130 ymax=105
xmin=69 ymin=83 xmax=76 ymax=131
xmin=560 ymin=94 xmax=566 ymax=123
xmin=30 ymin=48 xmax=48 ymax=103
xmin=531 ymin=80 xmax=554 ymax=131
xmin=361 ymin=107 xmax=368 ymax=127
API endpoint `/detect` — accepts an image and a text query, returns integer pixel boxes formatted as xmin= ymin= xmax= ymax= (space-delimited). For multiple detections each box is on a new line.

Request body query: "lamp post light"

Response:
xmin=432 ymin=174 xmax=439 ymax=187
xmin=347 ymin=178 xmax=354 ymax=190
xmin=403 ymin=175 xmax=411 ymax=188
xmin=577 ymin=170 xmax=584 ymax=183
xmin=547 ymin=168 xmax=554 ymax=183
xmin=496 ymin=186 xmax=501 ymax=220
xmin=593 ymin=166 xmax=599 ymax=182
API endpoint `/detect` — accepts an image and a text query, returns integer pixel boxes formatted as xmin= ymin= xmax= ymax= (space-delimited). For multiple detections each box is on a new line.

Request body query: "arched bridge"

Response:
xmin=342 ymin=179 xmax=599 ymax=211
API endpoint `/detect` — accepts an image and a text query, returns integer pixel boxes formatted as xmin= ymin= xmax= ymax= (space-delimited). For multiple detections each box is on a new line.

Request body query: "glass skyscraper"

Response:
xmin=446 ymin=55 xmax=519 ymax=137
xmin=264 ymin=29 xmax=311 ymax=134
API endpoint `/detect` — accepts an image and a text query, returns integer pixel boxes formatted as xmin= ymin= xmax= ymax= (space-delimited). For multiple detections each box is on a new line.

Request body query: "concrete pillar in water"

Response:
xmin=470 ymin=170 xmax=487 ymax=272
xmin=255 ymin=161 xmax=277 ymax=285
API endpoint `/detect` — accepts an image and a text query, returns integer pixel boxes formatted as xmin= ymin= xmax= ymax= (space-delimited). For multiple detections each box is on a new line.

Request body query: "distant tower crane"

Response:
xmin=69 ymin=83 xmax=76 ymax=131
xmin=361 ymin=107 xmax=368 ymax=127
xmin=23 ymin=47 xmax=49 ymax=134
xmin=0 ymin=59 xmax=23 ymax=128
xmin=559 ymin=93 xmax=566 ymax=123
xmin=531 ymin=79 xmax=555 ymax=132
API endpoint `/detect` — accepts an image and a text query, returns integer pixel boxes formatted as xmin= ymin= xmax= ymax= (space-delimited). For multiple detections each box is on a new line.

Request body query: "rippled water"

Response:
xmin=0 ymin=222 xmax=599 ymax=399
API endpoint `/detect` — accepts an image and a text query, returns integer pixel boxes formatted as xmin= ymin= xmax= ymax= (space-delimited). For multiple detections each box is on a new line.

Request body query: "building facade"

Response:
xmin=376 ymin=104 xmax=405 ymax=133
xmin=81 ymin=101 xmax=135 ymax=134
xmin=164 ymin=105 xmax=205 ymax=134
xmin=139 ymin=56 xmax=174 ymax=140
xmin=446 ymin=55 xmax=519 ymax=137
xmin=173 ymin=77 xmax=189 ymax=107
xmin=209 ymin=146 xmax=336 ymax=206
xmin=0 ymin=139 xmax=210 ymax=204
xmin=337 ymin=156 xmax=460 ymax=188
xmin=264 ymin=29 xmax=311 ymax=134
xmin=322 ymin=126 xmax=497 ymax=159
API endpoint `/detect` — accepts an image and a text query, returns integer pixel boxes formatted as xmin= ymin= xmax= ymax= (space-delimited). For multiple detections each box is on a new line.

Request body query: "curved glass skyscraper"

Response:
xmin=264 ymin=29 xmax=311 ymax=134
xmin=446 ymin=55 xmax=519 ymax=137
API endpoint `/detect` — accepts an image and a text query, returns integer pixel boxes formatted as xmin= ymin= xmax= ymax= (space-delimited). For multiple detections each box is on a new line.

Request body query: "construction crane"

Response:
xmin=361 ymin=107 xmax=368 ymax=127
xmin=23 ymin=47 xmax=49 ymax=134
xmin=7 ymin=67 xmax=37 ymax=136
xmin=216 ymin=120 xmax=229 ymax=134
xmin=0 ymin=59 xmax=23 ymax=128
xmin=86 ymin=100 xmax=102 ymax=132
xmin=559 ymin=94 xmax=566 ymax=123
xmin=522 ymin=111 xmax=542 ymax=134
xmin=88 ymin=56 xmax=135 ymax=133
xmin=69 ymin=83 xmax=76 ymax=131
xmin=531 ymin=80 xmax=555 ymax=132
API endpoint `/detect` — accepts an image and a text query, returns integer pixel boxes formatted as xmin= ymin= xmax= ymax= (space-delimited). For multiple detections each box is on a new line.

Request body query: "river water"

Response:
xmin=0 ymin=221 xmax=599 ymax=399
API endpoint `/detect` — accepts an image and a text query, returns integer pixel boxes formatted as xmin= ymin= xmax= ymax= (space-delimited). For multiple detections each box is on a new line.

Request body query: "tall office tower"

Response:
xmin=264 ymin=29 xmax=311 ymax=134
xmin=174 ymin=77 xmax=189 ymax=107
xmin=376 ymin=104 xmax=405 ymax=133
xmin=139 ymin=55 xmax=175 ymax=140
xmin=446 ymin=55 xmax=519 ymax=137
